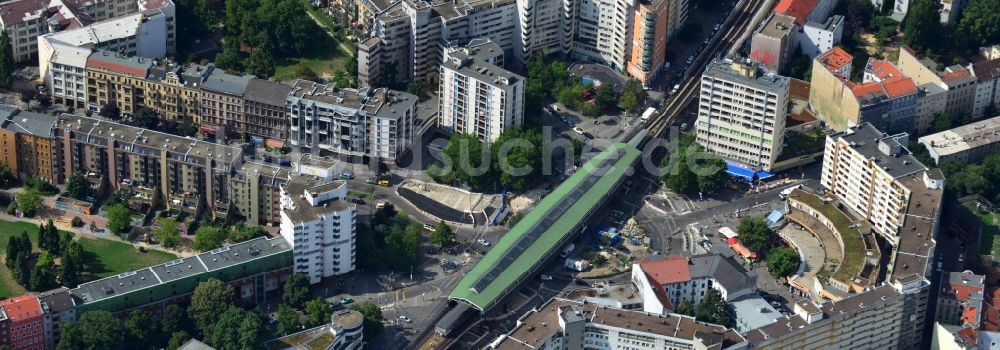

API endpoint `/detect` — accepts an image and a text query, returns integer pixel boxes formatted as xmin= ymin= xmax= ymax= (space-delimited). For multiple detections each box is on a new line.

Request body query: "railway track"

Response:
xmin=645 ymin=0 xmax=771 ymax=139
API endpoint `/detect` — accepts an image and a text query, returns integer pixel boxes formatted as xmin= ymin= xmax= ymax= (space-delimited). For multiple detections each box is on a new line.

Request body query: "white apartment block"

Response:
xmin=40 ymin=41 xmax=90 ymax=109
xmin=279 ymin=178 xmax=356 ymax=284
xmin=357 ymin=3 xmax=411 ymax=88
xmin=798 ymin=15 xmax=843 ymax=59
xmin=0 ymin=0 xmax=82 ymax=62
xmin=516 ymin=0 xmax=571 ymax=62
xmin=487 ymin=298 xmax=747 ymax=350
xmin=696 ymin=59 xmax=790 ymax=172
xmin=820 ymin=123 xmax=928 ymax=243
xmin=286 ymin=80 xmax=417 ymax=162
xmin=439 ymin=40 xmax=524 ymax=142
xmin=570 ymin=0 xmax=633 ymax=71
xmin=631 ymin=255 xmax=757 ymax=315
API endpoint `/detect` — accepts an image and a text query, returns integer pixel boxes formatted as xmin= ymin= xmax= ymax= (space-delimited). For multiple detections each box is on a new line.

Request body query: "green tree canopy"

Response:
xmin=125 ymin=309 xmax=153 ymax=348
xmin=66 ymin=172 xmax=90 ymax=200
xmin=283 ymin=273 xmax=311 ymax=309
xmin=695 ymin=288 xmax=732 ymax=327
xmin=16 ymin=189 xmax=42 ymax=217
xmin=161 ymin=304 xmax=190 ymax=336
xmin=78 ymin=310 xmax=123 ymax=350
xmin=305 ymin=298 xmax=331 ymax=328
xmin=165 ymin=331 xmax=190 ymax=350
xmin=188 ymin=278 xmax=237 ymax=334
xmin=958 ymin=0 xmax=1000 ymax=49
xmin=56 ymin=323 xmax=84 ymax=350
xmin=674 ymin=298 xmax=695 ymax=316
xmin=59 ymin=240 xmax=84 ymax=287
xmin=105 ymin=204 xmax=132 ymax=235
xmin=429 ymin=220 xmax=455 ymax=248
xmin=0 ymin=30 xmax=14 ymax=89
xmin=902 ymin=0 xmax=943 ymax=52
xmin=737 ymin=216 xmax=777 ymax=255
xmin=154 ymin=217 xmax=181 ymax=248
xmin=276 ymin=304 xmax=300 ymax=336
xmin=193 ymin=226 xmax=227 ymax=252
xmin=767 ymin=247 xmax=801 ymax=278
xmin=205 ymin=306 xmax=263 ymax=350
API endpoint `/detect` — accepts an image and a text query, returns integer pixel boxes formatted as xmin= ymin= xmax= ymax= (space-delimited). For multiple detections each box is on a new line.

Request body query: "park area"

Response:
xmin=0 ymin=219 xmax=176 ymax=298
xmin=980 ymin=212 xmax=1000 ymax=256
xmin=272 ymin=2 xmax=357 ymax=82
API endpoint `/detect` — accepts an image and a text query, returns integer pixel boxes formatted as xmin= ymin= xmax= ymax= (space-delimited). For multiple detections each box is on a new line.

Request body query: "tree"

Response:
xmin=230 ymin=225 xmax=267 ymax=243
xmin=674 ymin=298 xmax=695 ymax=316
xmin=215 ymin=41 xmax=243 ymax=73
xmin=127 ymin=107 xmax=160 ymax=129
xmin=154 ymin=218 xmax=181 ymax=248
xmin=18 ymin=88 xmax=36 ymax=104
xmin=13 ymin=253 xmax=30 ymax=286
xmin=105 ymin=204 xmax=132 ymax=236
xmin=29 ymin=252 xmax=56 ymax=290
xmin=78 ymin=310 xmax=123 ymax=350
xmin=441 ymin=133 xmax=494 ymax=191
xmin=283 ymin=273 xmax=311 ymax=309
xmin=0 ymin=30 xmax=14 ymax=89
xmin=695 ymin=288 xmax=732 ymax=327
xmin=16 ymin=189 xmax=42 ymax=217
xmin=124 ymin=309 xmax=153 ymax=348
xmin=0 ymin=164 xmax=16 ymax=188
xmin=276 ymin=304 xmax=300 ymax=336
xmin=193 ymin=226 xmax=226 ymax=251
xmin=933 ymin=112 xmax=953 ymax=132
xmin=59 ymin=240 xmax=84 ymax=287
xmin=247 ymin=49 xmax=275 ymax=78
xmin=66 ymin=172 xmax=90 ymax=200
xmin=406 ymin=81 xmax=425 ymax=100
xmin=160 ymin=304 xmax=189 ymax=336
xmin=56 ymin=324 xmax=85 ymax=350
xmin=767 ymin=247 xmax=801 ymax=278
xmin=902 ymin=0 xmax=942 ymax=52
xmin=304 ymin=298 xmax=331 ymax=328
xmin=165 ymin=331 xmax=190 ymax=350
xmin=693 ymin=156 xmax=730 ymax=194
xmin=958 ymin=0 xmax=1000 ymax=49
xmin=595 ymin=85 xmax=619 ymax=110
xmin=429 ymin=220 xmax=455 ymax=248
xmin=492 ymin=128 xmax=543 ymax=190
xmin=619 ymin=79 xmax=647 ymax=112
xmin=205 ymin=306 xmax=263 ymax=350
xmin=99 ymin=103 xmax=121 ymax=121
xmin=188 ymin=278 xmax=237 ymax=334
xmin=737 ymin=216 xmax=776 ymax=255
xmin=349 ymin=302 xmax=384 ymax=341
xmin=293 ymin=63 xmax=319 ymax=81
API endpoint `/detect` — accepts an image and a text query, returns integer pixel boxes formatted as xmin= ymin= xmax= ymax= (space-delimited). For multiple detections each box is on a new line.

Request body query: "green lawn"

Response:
xmin=791 ymin=190 xmax=867 ymax=285
xmin=980 ymin=213 xmax=1000 ymax=256
xmin=0 ymin=219 xmax=176 ymax=298
xmin=272 ymin=38 xmax=352 ymax=82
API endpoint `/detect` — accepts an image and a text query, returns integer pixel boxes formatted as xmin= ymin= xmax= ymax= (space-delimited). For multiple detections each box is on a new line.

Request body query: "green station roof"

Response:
xmin=449 ymin=142 xmax=640 ymax=311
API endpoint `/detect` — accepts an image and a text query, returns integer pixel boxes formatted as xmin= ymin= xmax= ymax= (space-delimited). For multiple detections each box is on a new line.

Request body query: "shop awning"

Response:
xmin=726 ymin=163 xmax=756 ymax=180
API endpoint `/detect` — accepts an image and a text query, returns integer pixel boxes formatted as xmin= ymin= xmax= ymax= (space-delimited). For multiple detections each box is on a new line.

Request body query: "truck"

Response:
xmin=564 ymin=258 xmax=591 ymax=272
xmin=779 ymin=185 xmax=802 ymax=200
xmin=559 ymin=243 xmax=576 ymax=258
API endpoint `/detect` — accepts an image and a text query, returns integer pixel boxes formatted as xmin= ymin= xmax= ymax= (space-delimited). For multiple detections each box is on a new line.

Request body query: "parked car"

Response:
xmin=574 ymin=279 xmax=590 ymax=286
xmin=573 ymin=127 xmax=585 ymax=135
xmin=340 ymin=296 xmax=354 ymax=305
xmin=423 ymin=224 xmax=435 ymax=231
xmin=365 ymin=177 xmax=376 ymax=184
xmin=339 ymin=172 xmax=354 ymax=180
xmin=477 ymin=239 xmax=491 ymax=246
xmin=540 ymin=274 xmax=553 ymax=281
xmin=399 ymin=315 xmax=412 ymax=323
xmin=352 ymin=198 xmax=365 ymax=205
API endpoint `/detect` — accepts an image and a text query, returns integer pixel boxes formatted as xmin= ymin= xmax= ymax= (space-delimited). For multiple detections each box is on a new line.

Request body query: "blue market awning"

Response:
xmin=755 ymin=171 xmax=775 ymax=180
xmin=726 ymin=163 xmax=756 ymax=180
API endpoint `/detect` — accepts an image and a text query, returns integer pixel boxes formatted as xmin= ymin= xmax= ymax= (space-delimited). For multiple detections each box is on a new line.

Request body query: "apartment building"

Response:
xmin=821 ymin=123 xmax=926 ymax=241
xmin=439 ymin=41 xmax=524 ymax=142
xmin=487 ymin=298 xmax=747 ymax=350
xmin=936 ymin=271 xmax=985 ymax=328
xmin=918 ymin=116 xmax=1000 ymax=165
xmin=40 ymin=41 xmax=91 ymax=109
xmin=0 ymin=107 xmax=62 ymax=183
xmin=887 ymin=0 xmax=968 ymax=24
xmin=696 ymin=59 xmax=790 ymax=172
xmin=897 ymin=46 xmax=978 ymax=119
xmin=932 ymin=323 xmax=1000 ymax=350
xmin=199 ymin=72 xmax=251 ymax=135
xmin=810 ymin=48 xmax=919 ymax=134
xmin=516 ymin=0 xmax=571 ymax=62
xmin=571 ymin=0 xmax=633 ymax=71
xmin=279 ymin=177 xmax=356 ymax=284
xmin=231 ymin=155 xmax=341 ymax=227
xmin=631 ymin=254 xmax=757 ymax=315
xmin=244 ymin=79 xmax=293 ymax=144
xmin=86 ymin=51 xmax=234 ymax=121
xmin=625 ymin=0 xmax=669 ymax=86
xmin=286 ymin=80 xmax=417 ymax=162
xmin=52 ymin=114 xmax=243 ymax=217
xmin=750 ymin=13 xmax=795 ymax=72
xmin=357 ymin=2 xmax=411 ymax=87
xmin=0 ymin=0 xmax=82 ymax=63
xmin=971 ymin=45 xmax=1000 ymax=120
xmin=0 ymin=295 xmax=45 ymax=350
xmin=36 ymin=288 xmax=74 ymax=350
xmin=745 ymin=279 xmax=929 ymax=350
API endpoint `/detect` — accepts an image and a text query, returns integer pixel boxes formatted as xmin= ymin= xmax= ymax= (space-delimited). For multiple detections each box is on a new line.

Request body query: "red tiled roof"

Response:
xmin=639 ymin=257 xmax=691 ymax=285
xmin=775 ymin=0 xmax=819 ymax=26
xmin=957 ymin=326 xmax=978 ymax=345
xmin=866 ymin=59 xmax=903 ymax=82
xmin=0 ymin=295 xmax=42 ymax=322
xmin=963 ymin=306 xmax=980 ymax=325
xmin=817 ymin=47 xmax=853 ymax=73
xmin=942 ymin=69 xmax=972 ymax=81
xmin=983 ymin=287 xmax=1000 ymax=331
xmin=882 ymin=77 xmax=918 ymax=98
xmin=86 ymin=57 xmax=148 ymax=77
